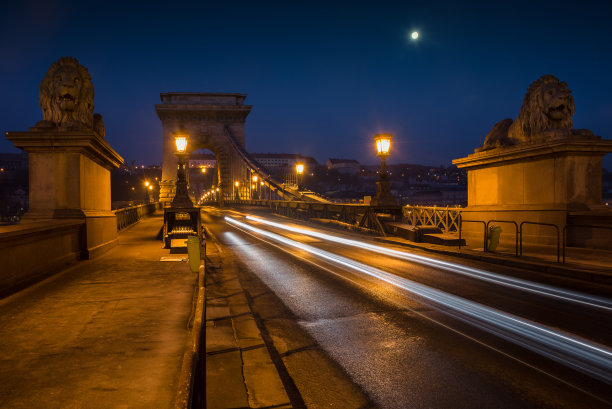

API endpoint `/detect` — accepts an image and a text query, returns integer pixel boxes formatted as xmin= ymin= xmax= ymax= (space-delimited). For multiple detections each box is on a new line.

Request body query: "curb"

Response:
xmin=174 ymin=260 xmax=206 ymax=409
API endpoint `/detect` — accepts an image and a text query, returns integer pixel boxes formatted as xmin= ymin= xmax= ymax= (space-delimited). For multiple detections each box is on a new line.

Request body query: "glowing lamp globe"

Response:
xmin=174 ymin=133 xmax=188 ymax=153
xmin=374 ymin=133 xmax=393 ymax=157
xmin=296 ymin=163 xmax=304 ymax=175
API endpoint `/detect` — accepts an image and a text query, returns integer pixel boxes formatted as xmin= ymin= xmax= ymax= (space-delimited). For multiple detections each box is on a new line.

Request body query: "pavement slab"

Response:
xmin=205 ymin=239 xmax=292 ymax=409
xmin=0 ymin=213 xmax=197 ymax=409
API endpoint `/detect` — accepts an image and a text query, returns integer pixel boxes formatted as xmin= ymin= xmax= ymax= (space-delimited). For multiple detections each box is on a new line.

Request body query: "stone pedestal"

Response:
xmin=5 ymin=130 xmax=123 ymax=258
xmin=453 ymin=136 xmax=612 ymax=248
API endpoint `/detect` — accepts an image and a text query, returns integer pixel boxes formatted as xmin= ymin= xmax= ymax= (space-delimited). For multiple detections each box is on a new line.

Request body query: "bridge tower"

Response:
xmin=156 ymin=93 xmax=252 ymax=205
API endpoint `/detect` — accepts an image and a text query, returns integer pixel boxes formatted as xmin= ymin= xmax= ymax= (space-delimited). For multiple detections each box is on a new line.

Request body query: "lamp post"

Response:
xmin=171 ymin=131 xmax=193 ymax=208
xmin=295 ymin=163 xmax=304 ymax=191
xmin=371 ymin=133 xmax=397 ymax=206
xmin=234 ymin=180 xmax=240 ymax=200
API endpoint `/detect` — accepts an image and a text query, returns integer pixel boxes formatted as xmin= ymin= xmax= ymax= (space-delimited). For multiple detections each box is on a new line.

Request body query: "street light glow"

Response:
xmin=411 ymin=31 xmax=419 ymax=40
xmin=296 ymin=163 xmax=304 ymax=174
xmin=174 ymin=133 xmax=187 ymax=153
xmin=374 ymin=133 xmax=392 ymax=156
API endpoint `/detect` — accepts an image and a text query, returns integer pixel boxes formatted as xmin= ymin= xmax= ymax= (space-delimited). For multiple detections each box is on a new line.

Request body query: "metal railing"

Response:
xmin=562 ymin=224 xmax=612 ymax=263
xmin=224 ymin=199 xmax=402 ymax=235
xmin=520 ymin=221 xmax=560 ymax=263
xmin=114 ymin=202 xmax=161 ymax=231
xmin=458 ymin=219 xmax=487 ymax=251
xmin=403 ymin=205 xmax=461 ymax=232
xmin=220 ymin=199 xmax=610 ymax=265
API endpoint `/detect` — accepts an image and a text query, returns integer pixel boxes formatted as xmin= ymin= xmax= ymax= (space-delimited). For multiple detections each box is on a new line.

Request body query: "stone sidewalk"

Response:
xmin=0 ymin=213 xmax=199 ymax=408
xmin=204 ymin=236 xmax=292 ymax=409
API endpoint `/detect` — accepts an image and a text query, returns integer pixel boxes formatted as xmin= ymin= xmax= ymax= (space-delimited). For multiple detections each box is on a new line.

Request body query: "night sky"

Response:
xmin=1 ymin=0 xmax=611 ymax=169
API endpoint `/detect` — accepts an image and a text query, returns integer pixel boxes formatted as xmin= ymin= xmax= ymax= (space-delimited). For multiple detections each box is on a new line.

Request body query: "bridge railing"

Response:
xmin=223 ymin=199 xmax=402 ymax=235
xmin=402 ymin=205 xmax=462 ymax=232
xmin=114 ymin=202 xmax=162 ymax=231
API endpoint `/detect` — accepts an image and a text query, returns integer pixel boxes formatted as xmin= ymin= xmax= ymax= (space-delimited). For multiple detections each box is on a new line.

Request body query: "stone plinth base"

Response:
xmin=159 ymin=180 xmax=175 ymax=203
xmin=5 ymin=130 xmax=123 ymax=259
xmin=0 ymin=220 xmax=84 ymax=296
xmin=454 ymin=136 xmax=612 ymax=248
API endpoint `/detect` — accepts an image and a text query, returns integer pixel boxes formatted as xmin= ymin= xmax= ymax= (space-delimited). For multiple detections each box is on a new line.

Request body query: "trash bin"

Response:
xmin=186 ymin=235 xmax=201 ymax=273
xmin=487 ymin=225 xmax=502 ymax=252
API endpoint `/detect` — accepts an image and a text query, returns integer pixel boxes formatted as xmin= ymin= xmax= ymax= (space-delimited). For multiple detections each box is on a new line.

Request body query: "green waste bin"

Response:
xmin=487 ymin=225 xmax=502 ymax=252
xmin=186 ymin=235 xmax=201 ymax=273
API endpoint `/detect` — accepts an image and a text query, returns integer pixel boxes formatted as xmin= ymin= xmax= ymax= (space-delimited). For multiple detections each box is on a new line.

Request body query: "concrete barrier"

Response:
xmin=0 ymin=220 xmax=84 ymax=297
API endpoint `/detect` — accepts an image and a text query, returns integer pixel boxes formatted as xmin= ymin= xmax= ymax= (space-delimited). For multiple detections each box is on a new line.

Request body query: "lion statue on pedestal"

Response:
xmin=477 ymin=75 xmax=592 ymax=151
xmin=34 ymin=56 xmax=105 ymax=138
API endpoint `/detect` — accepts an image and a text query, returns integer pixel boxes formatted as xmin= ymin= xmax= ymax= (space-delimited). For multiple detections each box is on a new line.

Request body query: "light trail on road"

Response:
xmin=245 ymin=215 xmax=612 ymax=312
xmin=226 ymin=215 xmax=612 ymax=386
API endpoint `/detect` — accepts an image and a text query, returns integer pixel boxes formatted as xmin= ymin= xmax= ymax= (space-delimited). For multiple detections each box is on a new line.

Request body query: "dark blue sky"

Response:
xmin=1 ymin=0 xmax=611 ymax=168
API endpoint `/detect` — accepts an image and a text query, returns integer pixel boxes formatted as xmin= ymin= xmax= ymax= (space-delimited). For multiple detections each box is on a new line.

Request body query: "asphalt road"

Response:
xmin=203 ymin=207 xmax=612 ymax=409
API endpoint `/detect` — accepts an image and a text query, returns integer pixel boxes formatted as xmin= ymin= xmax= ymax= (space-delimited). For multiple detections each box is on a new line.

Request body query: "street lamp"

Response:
xmin=252 ymin=175 xmax=259 ymax=199
xmin=371 ymin=133 xmax=397 ymax=206
xmin=171 ymin=131 xmax=193 ymax=208
xmin=234 ymin=180 xmax=240 ymax=200
xmin=296 ymin=163 xmax=304 ymax=190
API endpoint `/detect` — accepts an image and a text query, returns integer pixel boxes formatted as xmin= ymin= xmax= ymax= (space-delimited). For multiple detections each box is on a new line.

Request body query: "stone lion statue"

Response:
xmin=478 ymin=75 xmax=592 ymax=151
xmin=34 ymin=56 xmax=105 ymax=138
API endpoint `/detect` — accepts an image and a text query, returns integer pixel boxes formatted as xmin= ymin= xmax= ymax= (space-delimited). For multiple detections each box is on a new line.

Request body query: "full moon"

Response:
xmin=411 ymin=31 xmax=419 ymax=40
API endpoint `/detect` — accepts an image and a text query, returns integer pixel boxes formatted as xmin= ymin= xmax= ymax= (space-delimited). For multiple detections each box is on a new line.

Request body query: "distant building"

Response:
xmin=0 ymin=152 xmax=28 ymax=172
xmin=189 ymin=153 xmax=216 ymax=169
xmin=251 ymin=153 xmax=318 ymax=169
xmin=325 ymin=158 xmax=361 ymax=174
xmin=0 ymin=152 xmax=29 ymax=221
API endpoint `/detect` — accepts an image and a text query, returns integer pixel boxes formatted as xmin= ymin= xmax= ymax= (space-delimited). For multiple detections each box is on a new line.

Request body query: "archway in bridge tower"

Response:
xmin=155 ymin=93 xmax=253 ymax=205
xmin=188 ymin=149 xmax=218 ymax=204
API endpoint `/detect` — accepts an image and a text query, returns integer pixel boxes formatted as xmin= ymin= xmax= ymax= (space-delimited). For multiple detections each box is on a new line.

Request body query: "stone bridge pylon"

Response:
xmin=155 ymin=93 xmax=252 ymax=205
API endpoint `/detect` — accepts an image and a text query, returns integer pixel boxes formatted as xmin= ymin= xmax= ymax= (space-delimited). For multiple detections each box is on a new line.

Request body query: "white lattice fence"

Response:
xmin=402 ymin=206 xmax=461 ymax=232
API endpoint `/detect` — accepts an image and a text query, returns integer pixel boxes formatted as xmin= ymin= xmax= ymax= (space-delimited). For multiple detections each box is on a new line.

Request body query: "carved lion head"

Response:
xmin=508 ymin=75 xmax=575 ymax=143
xmin=38 ymin=56 xmax=95 ymax=130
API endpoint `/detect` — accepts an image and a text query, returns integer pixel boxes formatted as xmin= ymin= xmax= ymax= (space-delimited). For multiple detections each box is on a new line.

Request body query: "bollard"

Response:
xmin=186 ymin=235 xmax=201 ymax=273
xmin=487 ymin=225 xmax=502 ymax=252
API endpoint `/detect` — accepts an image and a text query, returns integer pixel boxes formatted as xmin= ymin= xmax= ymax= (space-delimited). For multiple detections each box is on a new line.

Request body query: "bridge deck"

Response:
xmin=0 ymin=212 xmax=196 ymax=408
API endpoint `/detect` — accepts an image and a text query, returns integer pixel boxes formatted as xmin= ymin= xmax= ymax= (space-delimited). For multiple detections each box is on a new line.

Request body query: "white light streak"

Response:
xmin=245 ymin=215 xmax=612 ymax=312
xmin=226 ymin=216 xmax=612 ymax=384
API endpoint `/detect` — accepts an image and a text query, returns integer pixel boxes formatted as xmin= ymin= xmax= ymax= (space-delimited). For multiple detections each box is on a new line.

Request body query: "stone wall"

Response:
xmin=0 ymin=220 xmax=84 ymax=297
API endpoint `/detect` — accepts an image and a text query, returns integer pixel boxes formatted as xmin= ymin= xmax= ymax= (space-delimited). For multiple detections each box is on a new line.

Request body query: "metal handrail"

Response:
xmin=458 ymin=218 xmax=487 ymax=251
xmin=486 ymin=220 xmax=519 ymax=256
xmin=114 ymin=202 xmax=160 ymax=231
xmin=562 ymin=224 xmax=612 ymax=263
xmin=520 ymin=221 xmax=560 ymax=262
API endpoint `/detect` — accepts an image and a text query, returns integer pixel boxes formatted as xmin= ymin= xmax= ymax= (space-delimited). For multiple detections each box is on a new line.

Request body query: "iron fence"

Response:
xmin=114 ymin=202 xmax=161 ymax=231
xmin=224 ymin=199 xmax=401 ymax=235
